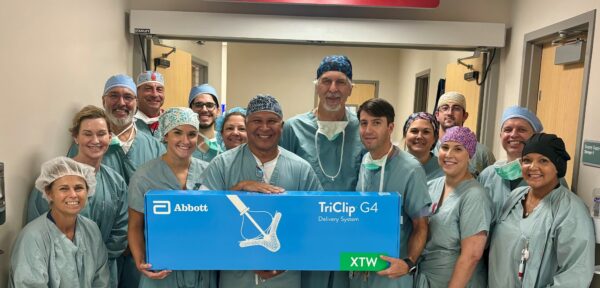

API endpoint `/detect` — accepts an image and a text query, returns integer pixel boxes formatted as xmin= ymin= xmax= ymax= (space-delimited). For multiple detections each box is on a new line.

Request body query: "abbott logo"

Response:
xmin=153 ymin=200 xmax=171 ymax=215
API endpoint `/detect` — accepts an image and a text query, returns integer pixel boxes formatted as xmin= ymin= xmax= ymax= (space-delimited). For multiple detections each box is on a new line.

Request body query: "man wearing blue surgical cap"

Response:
xmin=280 ymin=55 xmax=365 ymax=288
xmin=134 ymin=71 xmax=165 ymax=138
xmin=200 ymin=94 xmax=322 ymax=288
xmin=189 ymin=84 xmax=224 ymax=162
xmin=478 ymin=106 xmax=566 ymax=224
xmin=67 ymin=74 xmax=165 ymax=288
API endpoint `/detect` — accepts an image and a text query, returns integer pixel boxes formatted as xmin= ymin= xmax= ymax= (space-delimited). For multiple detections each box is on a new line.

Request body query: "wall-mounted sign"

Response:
xmin=208 ymin=0 xmax=439 ymax=8
xmin=582 ymin=140 xmax=600 ymax=168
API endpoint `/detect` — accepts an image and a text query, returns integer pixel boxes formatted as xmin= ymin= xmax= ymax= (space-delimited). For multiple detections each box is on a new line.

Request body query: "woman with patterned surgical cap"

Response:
xmin=488 ymin=133 xmax=594 ymax=287
xmin=128 ymin=107 xmax=215 ymax=288
xmin=216 ymin=107 xmax=248 ymax=150
xmin=415 ymin=127 xmax=492 ymax=288
xmin=403 ymin=112 xmax=444 ymax=181
xmin=27 ymin=105 xmax=128 ymax=287
xmin=9 ymin=157 xmax=109 ymax=287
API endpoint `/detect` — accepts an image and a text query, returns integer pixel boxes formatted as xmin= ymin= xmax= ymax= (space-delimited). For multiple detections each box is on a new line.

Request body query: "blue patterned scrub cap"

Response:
xmin=246 ymin=94 xmax=283 ymax=118
xmin=316 ymin=55 xmax=353 ymax=80
xmin=136 ymin=71 xmax=164 ymax=87
xmin=103 ymin=74 xmax=137 ymax=96
xmin=158 ymin=107 xmax=200 ymax=139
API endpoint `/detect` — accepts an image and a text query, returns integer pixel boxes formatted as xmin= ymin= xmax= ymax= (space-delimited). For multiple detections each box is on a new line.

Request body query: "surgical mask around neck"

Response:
xmin=362 ymin=153 xmax=387 ymax=171
xmin=495 ymin=158 xmax=522 ymax=181
xmin=317 ymin=121 xmax=348 ymax=141
xmin=200 ymin=133 xmax=222 ymax=152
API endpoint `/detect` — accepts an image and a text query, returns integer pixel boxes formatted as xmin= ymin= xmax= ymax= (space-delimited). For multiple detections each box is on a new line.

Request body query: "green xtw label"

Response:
xmin=339 ymin=252 xmax=389 ymax=271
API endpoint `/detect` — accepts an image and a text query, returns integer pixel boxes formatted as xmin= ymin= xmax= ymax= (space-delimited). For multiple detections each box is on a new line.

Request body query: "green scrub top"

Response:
xmin=352 ymin=146 xmax=431 ymax=288
xmin=280 ymin=109 xmax=365 ymax=191
xmin=9 ymin=213 xmax=110 ymax=288
xmin=488 ymin=185 xmax=595 ymax=287
xmin=67 ymin=129 xmax=165 ymax=184
xmin=26 ymin=164 xmax=128 ymax=287
xmin=422 ymin=153 xmax=444 ymax=182
xmin=415 ymin=178 xmax=491 ymax=288
xmin=200 ymin=144 xmax=323 ymax=288
xmin=128 ymin=157 xmax=214 ymax=288
xmin=434 ymin=141 xmax=495 ymax=177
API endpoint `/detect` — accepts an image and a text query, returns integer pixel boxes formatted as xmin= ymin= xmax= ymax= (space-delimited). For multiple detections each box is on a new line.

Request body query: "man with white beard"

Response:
xmin=280 ymin=55 xmax=365 ymax=288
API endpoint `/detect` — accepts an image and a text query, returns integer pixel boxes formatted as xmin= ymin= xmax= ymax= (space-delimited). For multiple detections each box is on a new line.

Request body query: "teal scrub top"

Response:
xmin=9 ymin=213 xmax=109 ymax=288
xmin=135 ymin=118 xmax=161 ymax=140
xmin=280 ymin=109 xmax=365 ymax=191
xmin=192 ymin=147 xmax=220 ymax=163
xmin=200 ymin=144 xmax=322 ymax=288
xmin=478 ymin=160 xmax=569 ymax=224
xmin=26 ymin=164 xmax=128 ymax=287
xmin=434 ymin=141 xmax=495 ymax=177
xmin=67 ymin=129 xmax=165 ymax=183
xmin=415 ymin=178 xmax=491 ymax=288
xmin=352 ymin=146 xmax=431 ymax=288
xmin=128 ymin=157 xmax=213 ymax=288
xmin=422 ymin=153 xmax=444 ymax=182
xmin=488 ymin=185 xmax=595 ymax=288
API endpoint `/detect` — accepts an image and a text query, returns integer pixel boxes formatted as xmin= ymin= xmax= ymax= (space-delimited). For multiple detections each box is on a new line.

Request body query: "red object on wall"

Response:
xmin=211 ymin=0 xmax=439 ymax=8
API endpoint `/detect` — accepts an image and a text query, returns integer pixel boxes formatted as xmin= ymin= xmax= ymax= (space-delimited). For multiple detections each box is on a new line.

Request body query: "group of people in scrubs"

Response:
xmin=9 ymin=54 xmax=595 ymax=288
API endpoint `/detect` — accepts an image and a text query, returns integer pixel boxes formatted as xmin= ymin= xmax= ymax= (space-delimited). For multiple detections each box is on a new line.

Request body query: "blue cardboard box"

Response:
xmin=145 ymin=190 xmax=401 ymax=271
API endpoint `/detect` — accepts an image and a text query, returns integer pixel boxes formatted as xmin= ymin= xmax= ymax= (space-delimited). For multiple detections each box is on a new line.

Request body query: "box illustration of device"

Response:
xmin=145 ymin=190 xmax=401 ymax=271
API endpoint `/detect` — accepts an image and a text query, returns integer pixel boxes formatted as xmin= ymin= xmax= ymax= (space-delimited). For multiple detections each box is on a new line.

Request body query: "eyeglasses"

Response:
xmin=318 ymin=77 xmax=351 ymax=88
xmin=256 ymin=165 xmax=265 ymax=183
xmin=106 ymin=93 xmax=136 ymax=103
xmin=438 ymin=105 xmax=464 ymax=113
xmin=192 ymin=102 xmax=216 ymax=110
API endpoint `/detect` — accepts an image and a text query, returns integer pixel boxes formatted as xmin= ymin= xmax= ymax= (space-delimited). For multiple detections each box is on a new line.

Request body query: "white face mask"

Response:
xmin=317 ymin=121 xmax=348 ymax=141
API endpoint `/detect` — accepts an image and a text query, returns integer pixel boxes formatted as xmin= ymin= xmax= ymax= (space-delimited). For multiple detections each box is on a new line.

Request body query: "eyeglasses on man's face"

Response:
xmin=105 ymin=92 xmax=136 ymax=103
xmin=192 ymin=101 xmax=217 ymax=110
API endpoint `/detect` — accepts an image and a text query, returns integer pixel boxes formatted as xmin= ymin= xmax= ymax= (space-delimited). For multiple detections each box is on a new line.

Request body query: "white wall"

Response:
xmin=0 ymin=0 xmax=131 ymax=286
xmin=497 ymin=1 xmax=600 ymax=208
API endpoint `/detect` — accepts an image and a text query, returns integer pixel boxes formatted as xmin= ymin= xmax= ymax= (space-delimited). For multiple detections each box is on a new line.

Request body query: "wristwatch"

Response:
xmin=403 ymin=258 xmax=417 ymax=275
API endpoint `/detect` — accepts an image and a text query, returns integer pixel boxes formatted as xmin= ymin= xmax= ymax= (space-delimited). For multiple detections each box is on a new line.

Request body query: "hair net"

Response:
xmin=35 ymin=157 xmax=97 ymax=202
xmin=188 ymin=84 xmax=219 ymax=106
xmin=441 ymin=126 xmax=477 ymax=158
xmin=500 ymin=106 xmax=544 ymax=133
xmin=247 ymin=94 xmax=283 ymax=118
xmin=522 ymin=133 xmax=571 ymax=178
xmin=437 ymin=91 xmax=466 ymax=111
xmin=103 ymin=74 xmax=136 ymax=96
xmin=316 ymin=55 xmax=353 ymax=80
xmin=158 ymin=107 xmax=200 ymax=139
xmin=136 ymin=71 xmax=164 ymax=87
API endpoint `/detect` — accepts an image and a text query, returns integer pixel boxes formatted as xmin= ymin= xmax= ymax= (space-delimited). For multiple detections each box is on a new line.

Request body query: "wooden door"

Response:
xmin=537 ymin=42 xmax=585 ymax=186
xmin=444 ymin=57 xmax=483 ymax=134
xmin=151 ymin=44 xmax=192 ymax=108
xmin=346 ymin=81 xmax=378 ymax=110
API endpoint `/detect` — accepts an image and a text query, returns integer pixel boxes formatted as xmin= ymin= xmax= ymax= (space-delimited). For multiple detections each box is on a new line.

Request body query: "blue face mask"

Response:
xmin=362 ymin=155 xmax=386 ymax=171
xmin=494 ymin=158 xmax=522 ymax=181
xmin=109 ymin=137 xmax=121 ymax=146
xmin=200 ymin=134 xmax=223 ymax=153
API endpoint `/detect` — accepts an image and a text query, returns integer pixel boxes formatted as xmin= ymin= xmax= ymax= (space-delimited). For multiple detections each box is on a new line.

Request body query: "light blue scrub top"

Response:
xmin=200 ymin=144 xmax=323 ymax=288
xmin=280 ymin=109 xmax=365 ymax=191
xmin=422 ymin=153 xmax=444 ymax=182
xmin=27 ymin=164 xmax=128 ymax=287
xmin=9 ymin=213 xmax=110 ymax=288
xmin=488 ymin=185 xmax=595 ymax=288
xmin=128 ymin=157 xmax=214 ymax=288
xmin=434 ymin=141 xmax=495 ymax=177
xmin=478 ymin=160 xmax=569 ymax=224
xmin=67 ymin=129 xmax=165 ymax=183
xmin=415 ymin=178 xmax=491 ymax=288
xmin=192 ymin=147 xmax=220 ymax=163
xmin=352 ymin=146 xmax=431 ymax=288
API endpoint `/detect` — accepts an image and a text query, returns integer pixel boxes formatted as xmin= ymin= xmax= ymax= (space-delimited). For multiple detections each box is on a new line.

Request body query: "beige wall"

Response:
xmin=0 ymin=0 xmax=131 ymax=285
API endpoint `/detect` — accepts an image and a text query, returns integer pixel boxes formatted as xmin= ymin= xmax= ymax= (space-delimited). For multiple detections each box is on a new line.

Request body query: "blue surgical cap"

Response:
xmin=316 ymin=55 xmax=353 ymax=80
xmin=500 ymin=106 xmax=543 ymax=133
xmin=188 ymin=84 xmax=219 ymax=106
xmin=103 ymin=74 xmax=137 ymax=96
xmin=136 ymin=71 xmax=164 ymax=87
xmin=247 ymin=94 xmax=283 ymax=118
